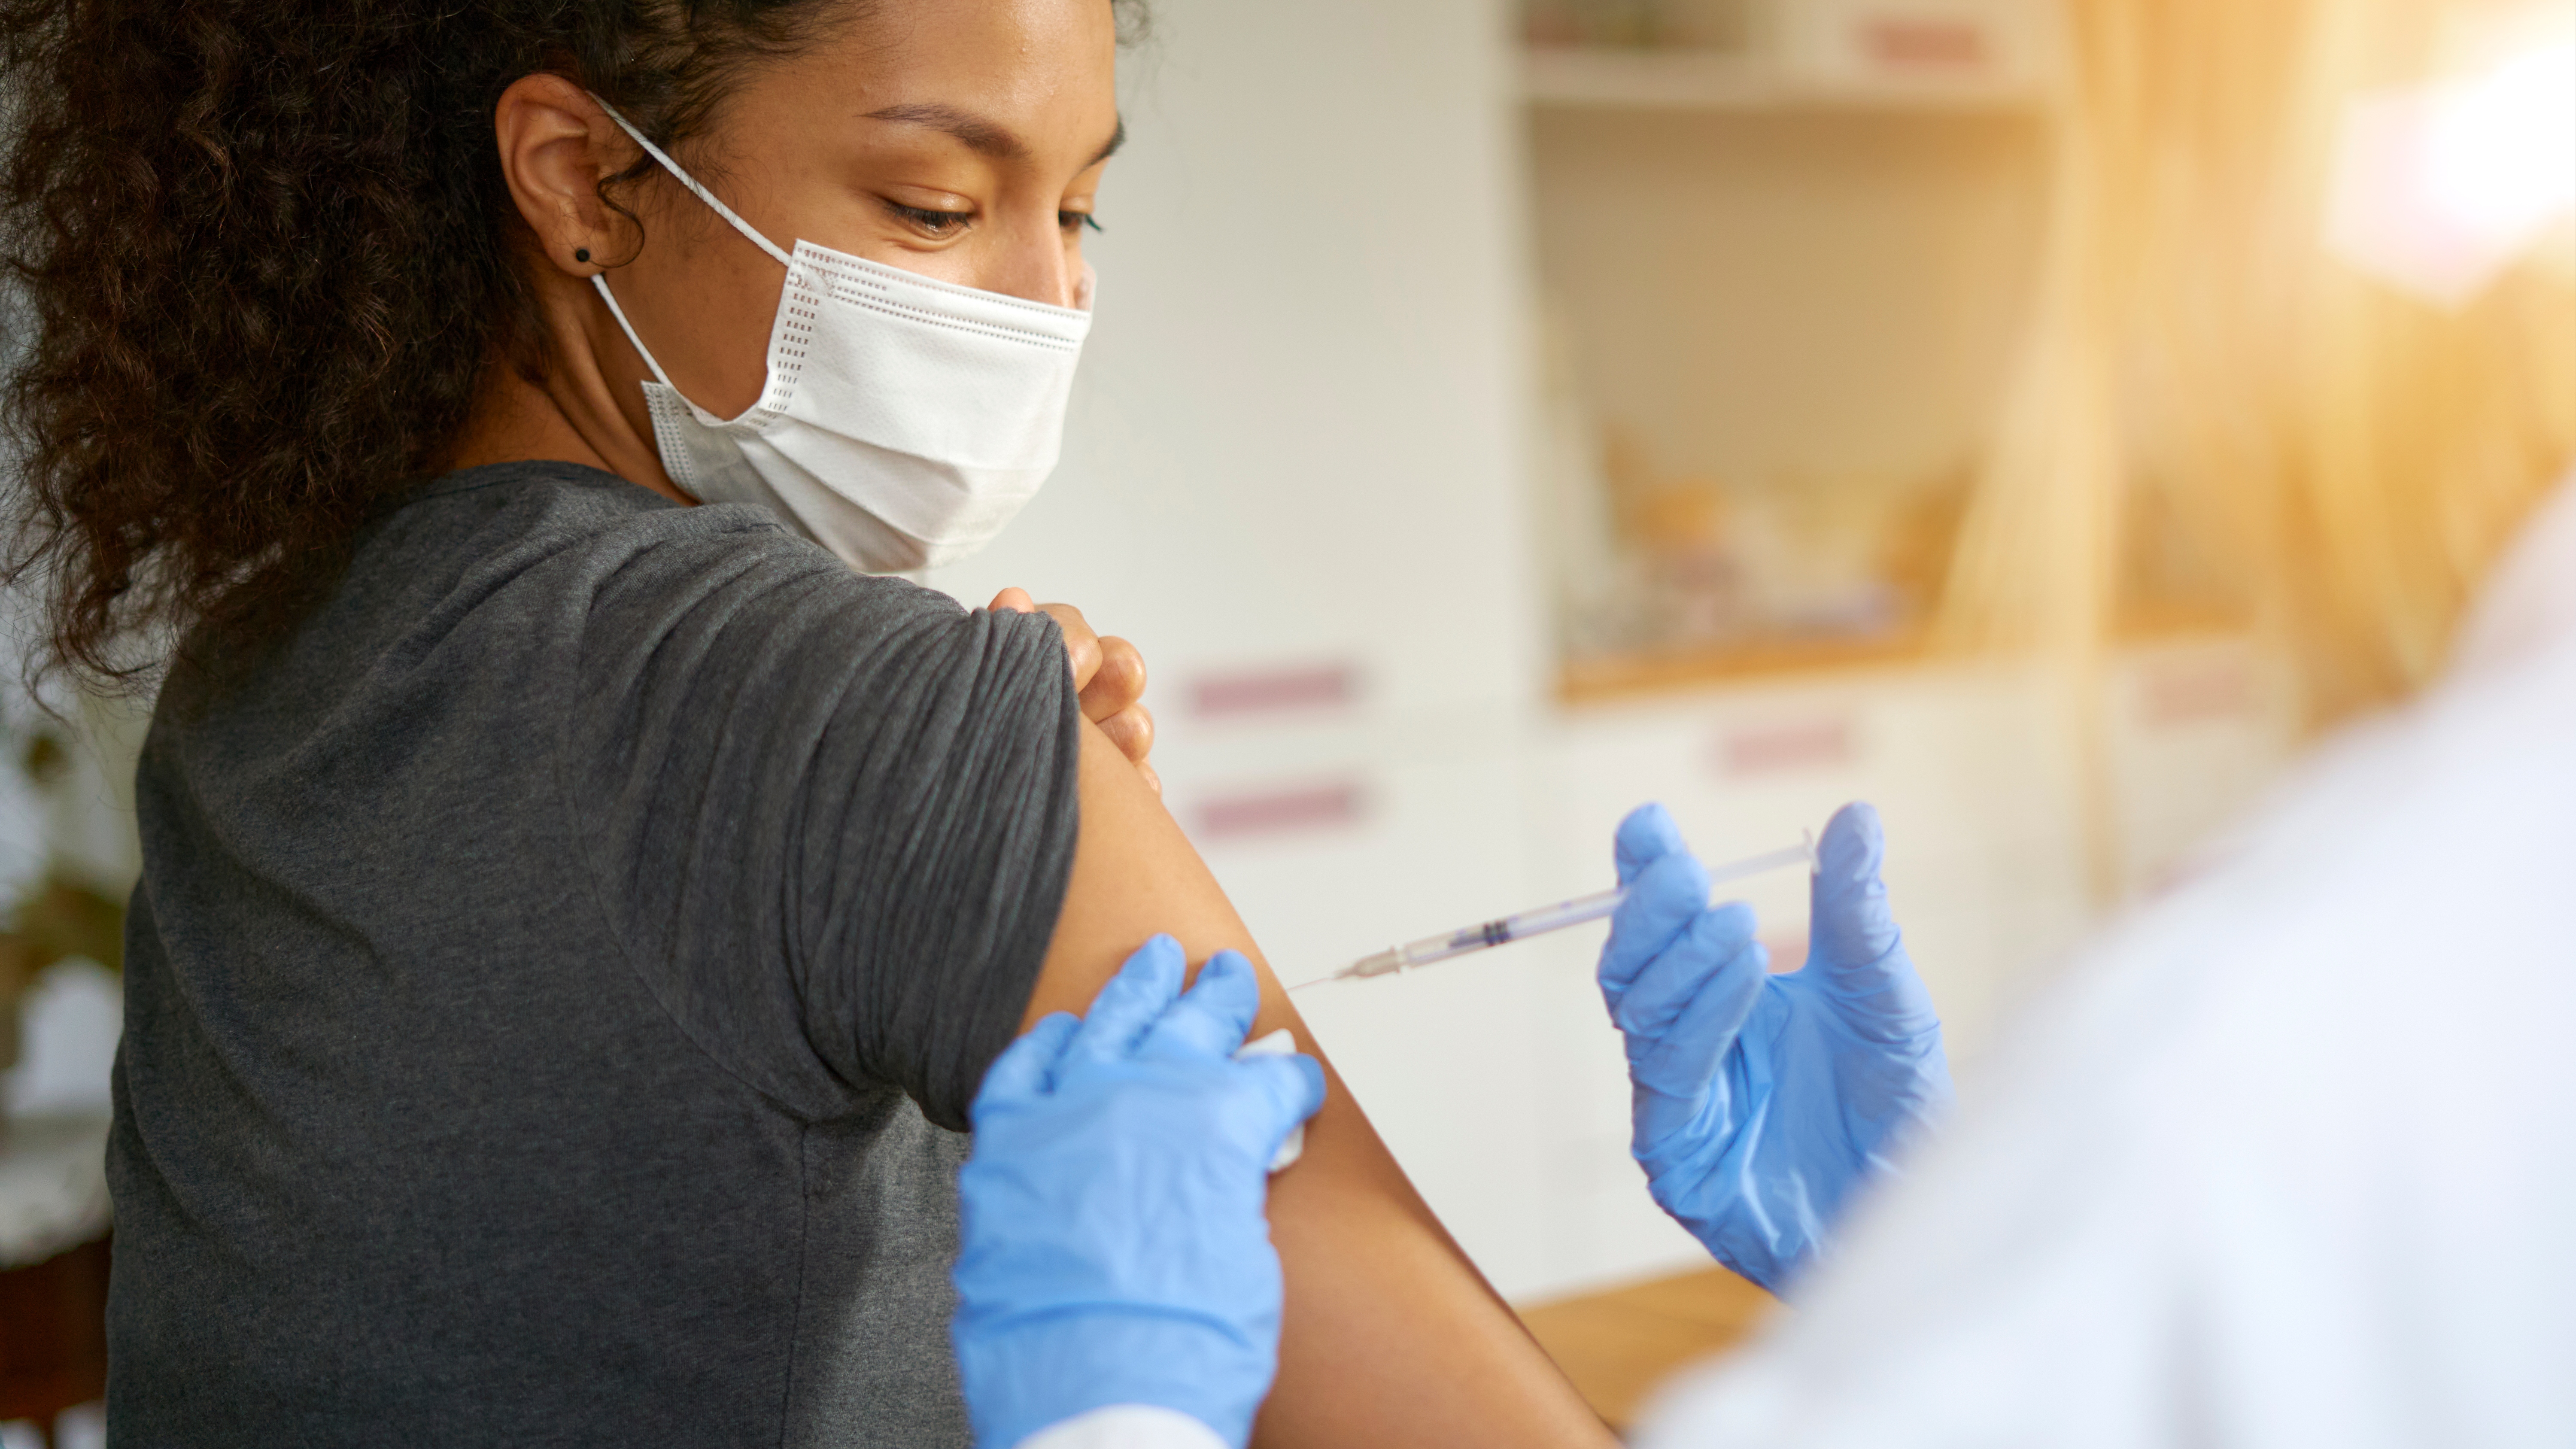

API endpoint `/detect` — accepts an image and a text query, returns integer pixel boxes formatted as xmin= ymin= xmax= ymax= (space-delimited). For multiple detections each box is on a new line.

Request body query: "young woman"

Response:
xmin=0 ymin=2 xmax=1613 ymax=1444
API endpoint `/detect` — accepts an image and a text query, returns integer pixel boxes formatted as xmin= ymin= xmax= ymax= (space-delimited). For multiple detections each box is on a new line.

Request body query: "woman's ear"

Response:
xmin=492 ymin=73 xmax=637 ymax=275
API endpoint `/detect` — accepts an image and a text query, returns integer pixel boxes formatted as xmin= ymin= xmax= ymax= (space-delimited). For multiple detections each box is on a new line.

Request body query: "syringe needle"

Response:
xmin=1290 ymin=833 xmax=1814 ymax=991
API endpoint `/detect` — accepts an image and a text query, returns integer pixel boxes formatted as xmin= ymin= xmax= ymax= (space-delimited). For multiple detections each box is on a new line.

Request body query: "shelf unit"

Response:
xmin=1524 ymin=60 xmax=2054 ymax=699
xmin=1557 ymin=630 xmax=1930 ymax=703
xmin=1525 ymin=6 xmax=2062 ymax=701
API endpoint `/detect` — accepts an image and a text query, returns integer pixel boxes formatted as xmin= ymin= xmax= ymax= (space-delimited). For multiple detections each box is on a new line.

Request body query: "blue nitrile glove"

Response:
xmin=1600 ymin=802 xmax=1952 ymax=1295
xmin=953 ymin=936 xmax=1326 ymax=1449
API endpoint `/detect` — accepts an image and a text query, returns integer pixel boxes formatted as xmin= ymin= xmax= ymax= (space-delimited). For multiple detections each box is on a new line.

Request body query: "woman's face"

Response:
xmin=581 ymin=0 xmax=1121 ymax=420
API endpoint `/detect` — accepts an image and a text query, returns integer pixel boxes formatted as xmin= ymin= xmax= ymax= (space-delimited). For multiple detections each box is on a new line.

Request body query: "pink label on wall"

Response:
xmin=1863 ymin=16 xmax=1991 ymax=70
xmin=1193 ymin=780 xmax=1367 ymax=841
xmin=1189 ymin=663 xmax=1360 ymax=721
xmin=1718 ymin=717 xmax=1857 ymax=777
xmin=2139 ymin=656 xmax=2255 ymax=727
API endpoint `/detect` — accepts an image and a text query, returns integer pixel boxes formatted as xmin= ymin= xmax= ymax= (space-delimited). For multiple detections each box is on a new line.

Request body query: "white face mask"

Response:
xmin=588 ymin=100 xmax=1094 ymax=573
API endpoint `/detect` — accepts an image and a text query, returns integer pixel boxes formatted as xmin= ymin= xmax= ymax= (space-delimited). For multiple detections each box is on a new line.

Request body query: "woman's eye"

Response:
xmin=890 ymin=202 xmax=973 ymax=237
xmin=1060 ymin=211 xmax=1105 ymax=234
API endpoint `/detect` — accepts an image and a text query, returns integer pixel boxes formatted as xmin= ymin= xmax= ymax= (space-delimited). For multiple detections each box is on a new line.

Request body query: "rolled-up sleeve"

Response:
xmin=569 ymin=513 xmax=1080 ymax=1130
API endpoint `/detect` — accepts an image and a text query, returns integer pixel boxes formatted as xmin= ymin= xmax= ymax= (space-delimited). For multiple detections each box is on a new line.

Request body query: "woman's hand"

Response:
xmin=1601 ymin=802 xmax=1953 ymax=1294
xmin=989 ymin=587 xmax=1158 ymax=793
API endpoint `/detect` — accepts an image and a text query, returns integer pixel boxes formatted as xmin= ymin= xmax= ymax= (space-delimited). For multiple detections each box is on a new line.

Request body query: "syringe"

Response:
xmin=1292 ymin=835 xmax=1815 ymax=991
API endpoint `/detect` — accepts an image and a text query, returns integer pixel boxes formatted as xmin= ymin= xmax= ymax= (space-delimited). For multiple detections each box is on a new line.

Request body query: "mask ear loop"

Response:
xmin=583 ymin=94 xmax=801 ymax=410
xmin=587 ymin=94 xmax=797 ymax=270
xmin=589 ymin=273 xmax=681 ymax=392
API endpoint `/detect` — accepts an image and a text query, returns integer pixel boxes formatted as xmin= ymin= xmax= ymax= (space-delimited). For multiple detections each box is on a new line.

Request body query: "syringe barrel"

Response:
xmin=1496 ymin=887 xmax=1625 ymax=940
xmin=1393 ymin=886 xmax=1625 ymax=969
xmin=1318 ymin=836 xmax=1813 ymax=989
xmin=1391 ymin=929 xmax=1485 ymax=969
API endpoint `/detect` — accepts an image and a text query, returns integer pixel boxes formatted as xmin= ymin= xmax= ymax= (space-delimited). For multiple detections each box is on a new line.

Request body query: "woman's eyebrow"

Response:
xmin=863 ymin=103 xmax=1126 ymax=170
xmin=1088 ymin=117 xmax=1126 ymax=168
xmin=866 ymin=102 xmax=1023 ymax=159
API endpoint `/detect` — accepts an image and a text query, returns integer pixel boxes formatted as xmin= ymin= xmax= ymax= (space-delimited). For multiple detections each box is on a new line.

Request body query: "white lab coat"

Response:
xmin=1638 ymin=471 xmax=2576 ymax=1448
xmin=1023 ymin=475 xmax=2576 ymax=1449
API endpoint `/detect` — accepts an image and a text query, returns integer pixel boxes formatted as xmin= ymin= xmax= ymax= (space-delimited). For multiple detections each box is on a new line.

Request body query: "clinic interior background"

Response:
xmin=10 ymin=0 xmax=2559 ymax=1308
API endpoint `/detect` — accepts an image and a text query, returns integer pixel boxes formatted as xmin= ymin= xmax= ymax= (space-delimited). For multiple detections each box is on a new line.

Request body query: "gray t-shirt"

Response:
xmin=105 ymin=461 xmax=1081 ymax=1446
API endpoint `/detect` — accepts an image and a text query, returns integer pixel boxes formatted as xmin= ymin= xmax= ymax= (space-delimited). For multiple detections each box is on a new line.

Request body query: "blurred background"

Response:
xmin=3 ymin=0 xmax=2570 ymax=1437
xmin=930 ymin=0 xmax=2292 ymax=1306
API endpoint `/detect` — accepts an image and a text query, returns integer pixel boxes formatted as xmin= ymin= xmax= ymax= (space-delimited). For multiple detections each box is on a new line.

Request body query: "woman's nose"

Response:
xmin=981 ymin=225 xmax=1081 ymax=308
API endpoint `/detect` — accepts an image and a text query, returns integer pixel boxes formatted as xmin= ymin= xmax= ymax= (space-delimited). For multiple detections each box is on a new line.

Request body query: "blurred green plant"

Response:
xmin=8 ymin=875 xmax=124 ymax=977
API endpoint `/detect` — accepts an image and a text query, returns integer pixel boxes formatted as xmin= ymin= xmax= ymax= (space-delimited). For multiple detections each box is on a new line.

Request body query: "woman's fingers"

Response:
xmin=1007 ymin=598 xmax=1154 ymax=769
xmin=1079 ymin=635 xmax=1148 ymax=724
xmin=1094 ymin=701 xmax=1154 ymax=770
xmin=990 ymin=588 xmax=1109 ymax=704
xmin=1037 ymin=602 xmax=1104 ymax=695
xmin=1081 ymin=634 xmax=1154 ymax=778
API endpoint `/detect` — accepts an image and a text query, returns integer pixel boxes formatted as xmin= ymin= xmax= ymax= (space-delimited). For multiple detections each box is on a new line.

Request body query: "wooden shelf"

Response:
xmin=1558 ymin=630 xmax=1931 ymax=704
xmin=1521 ymin=45 xmax=2050 ymax=112
xmin=1553 ymin=610 xmax=2260 ymax=706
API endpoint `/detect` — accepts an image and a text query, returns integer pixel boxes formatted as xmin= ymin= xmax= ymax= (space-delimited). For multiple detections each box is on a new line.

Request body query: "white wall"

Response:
xmin=932 ymin=0 xmax=1543 ymax=720
xmin=927 ymin=0 xmax=1594 ymax=1296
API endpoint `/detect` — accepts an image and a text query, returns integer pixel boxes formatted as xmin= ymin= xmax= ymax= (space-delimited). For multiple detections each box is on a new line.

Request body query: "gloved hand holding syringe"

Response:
xmin=1291 ymin=834 xmax=1817 ymax=991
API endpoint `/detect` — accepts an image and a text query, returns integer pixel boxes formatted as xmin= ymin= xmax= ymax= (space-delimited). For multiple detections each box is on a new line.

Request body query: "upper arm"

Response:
xmin=1023 ymin=721 xmax=1616 ymax=1449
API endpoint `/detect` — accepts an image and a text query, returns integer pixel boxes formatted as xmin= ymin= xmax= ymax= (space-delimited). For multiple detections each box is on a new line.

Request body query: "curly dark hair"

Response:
xmin=0 ymin=0 xmax=1141 ymax=691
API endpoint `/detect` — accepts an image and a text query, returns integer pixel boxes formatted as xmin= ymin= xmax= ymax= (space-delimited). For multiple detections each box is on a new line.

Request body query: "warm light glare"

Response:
xmin=2424 ymin=39 xmax=2576 ymax=239
xmin=2328 ymin=24 xmax=2576 ymax=307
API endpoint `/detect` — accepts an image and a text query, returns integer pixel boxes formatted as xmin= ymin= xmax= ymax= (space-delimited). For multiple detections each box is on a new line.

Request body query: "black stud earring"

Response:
xmin=574 ymin=247 xmax=591 ymax=264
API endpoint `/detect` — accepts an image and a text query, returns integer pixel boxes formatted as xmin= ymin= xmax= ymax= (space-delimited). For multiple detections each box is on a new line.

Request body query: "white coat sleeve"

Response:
xmin=1013 ymin=1405 xmax=1230 ymax=1449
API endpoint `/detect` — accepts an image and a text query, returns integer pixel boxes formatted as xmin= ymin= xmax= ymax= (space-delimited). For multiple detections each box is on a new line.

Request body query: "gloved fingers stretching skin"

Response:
xmin=1060 ymin=933 xmax=1189 ymax=1068
xmin=955 ymin=936 xmax=1328 ymax=1449
xmin=1240 ymin=1054 xmax=1329 ymax=1158
xmin=982 ymin=1011 xmax=1082 ymax=1101
xmin=1136 ymin=949 xmax=1262 ymax=1063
